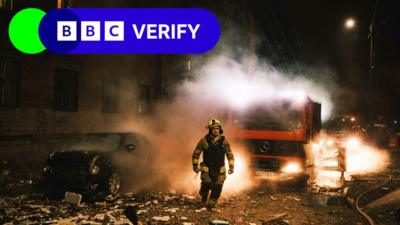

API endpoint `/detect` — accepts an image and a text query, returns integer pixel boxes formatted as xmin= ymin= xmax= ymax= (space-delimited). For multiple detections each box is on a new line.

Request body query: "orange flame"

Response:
xmin=311 ymin=135 xmax=389 ymax=188
xmin=223 ymin=146 xmax=256 ymax=195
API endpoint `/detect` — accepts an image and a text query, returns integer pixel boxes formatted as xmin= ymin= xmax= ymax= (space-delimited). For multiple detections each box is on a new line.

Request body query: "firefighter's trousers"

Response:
xmin=199 ymin=167 xmax=226 ymax=204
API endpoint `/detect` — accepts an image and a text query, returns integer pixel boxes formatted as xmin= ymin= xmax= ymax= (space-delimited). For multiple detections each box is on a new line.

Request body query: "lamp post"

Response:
xmin=345 ymin=18 xmax=356 ymax=29
xmin=344 ymin=9 xmax=378 ymax=119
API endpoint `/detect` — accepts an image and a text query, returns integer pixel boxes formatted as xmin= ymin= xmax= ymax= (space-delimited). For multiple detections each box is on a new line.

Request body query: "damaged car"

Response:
xmin=41 ymin=132 xmax=150 ymax=201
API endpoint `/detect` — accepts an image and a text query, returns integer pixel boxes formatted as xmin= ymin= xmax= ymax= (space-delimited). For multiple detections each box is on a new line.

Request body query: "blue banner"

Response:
xmin=39 ymin=8 xmax=221 ymax=54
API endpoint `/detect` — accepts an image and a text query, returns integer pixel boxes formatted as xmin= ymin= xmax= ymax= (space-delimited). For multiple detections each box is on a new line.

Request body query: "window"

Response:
xmin=54 ymin=67 xmax=79 ymax=112
xmin=137 ymin=84 xmax=150 ymax=114
xmin=0 ymin=0 xmax=14 ymax=10
xmin=57 ymin=0 xmax=72 ymax=8
xmin=102 ymin=79 xmax=119 ymax=113
xmin=0 ymin=57 xmax=19 ymax=109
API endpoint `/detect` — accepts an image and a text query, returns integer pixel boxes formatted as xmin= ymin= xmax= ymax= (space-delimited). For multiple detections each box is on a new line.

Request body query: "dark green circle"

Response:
xmin=9 ymin=8 xmax=46 ymax=54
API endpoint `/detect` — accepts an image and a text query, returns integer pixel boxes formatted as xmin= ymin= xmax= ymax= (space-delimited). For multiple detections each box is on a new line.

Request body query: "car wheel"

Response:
xmin=106 ymin=172 xmax=120 ymax=196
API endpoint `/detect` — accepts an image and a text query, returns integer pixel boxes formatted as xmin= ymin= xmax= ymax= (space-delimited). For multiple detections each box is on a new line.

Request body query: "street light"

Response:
xmin=345 ymin=18 xmax=356 ymax=29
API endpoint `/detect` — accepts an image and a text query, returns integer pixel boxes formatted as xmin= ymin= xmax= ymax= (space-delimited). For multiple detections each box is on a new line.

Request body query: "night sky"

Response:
xmin=272 ymin=0 xmax=400 ymax=120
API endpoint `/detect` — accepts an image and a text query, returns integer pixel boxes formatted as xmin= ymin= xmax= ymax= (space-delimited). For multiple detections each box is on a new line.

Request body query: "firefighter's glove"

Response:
xmin=228 ymin=168 xmax=234 ymax=175
xmin=193 ymin=164 xmax=199 ymax=173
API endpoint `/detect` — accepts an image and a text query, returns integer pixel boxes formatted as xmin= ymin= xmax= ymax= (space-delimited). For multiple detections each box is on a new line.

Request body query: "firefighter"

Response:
xmin=192 ymin=118 xmax=235 ymax=209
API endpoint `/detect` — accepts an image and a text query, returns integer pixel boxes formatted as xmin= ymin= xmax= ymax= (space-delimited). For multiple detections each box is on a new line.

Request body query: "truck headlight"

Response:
xmin=281 ymin=162 xmax=302 ymax=174
xmin=89 ymin=156 xmax=100 ymax=175
xmin=345 ymin=137 xmax=361 ymax=149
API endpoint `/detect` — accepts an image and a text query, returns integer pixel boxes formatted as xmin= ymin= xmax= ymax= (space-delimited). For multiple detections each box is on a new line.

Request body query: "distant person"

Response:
xmin=367 ymin=116 xmax=390 ymax=148
xmin=192 ymin=118 xmax=235 ymax=210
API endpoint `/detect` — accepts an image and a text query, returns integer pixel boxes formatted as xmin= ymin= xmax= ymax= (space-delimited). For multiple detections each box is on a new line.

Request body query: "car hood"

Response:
xmin=47 ymin=150 xmax=101 ymax=167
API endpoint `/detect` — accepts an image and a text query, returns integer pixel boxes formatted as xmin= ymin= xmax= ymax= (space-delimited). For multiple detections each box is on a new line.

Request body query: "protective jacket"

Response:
xmin=192 ymin=135 xmax=234 ymax=173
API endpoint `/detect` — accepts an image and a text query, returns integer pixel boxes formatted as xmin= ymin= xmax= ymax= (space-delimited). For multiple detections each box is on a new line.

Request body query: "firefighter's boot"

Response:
xmin=201 ymin=194 xmax=208 ymax=207
xmin=207 ymin=198 xmax=217 ymax=210
xmin=207 ymin=184 xmax=222 ymax=210
xmin=199 ymin=182 xmax=211 ymax=208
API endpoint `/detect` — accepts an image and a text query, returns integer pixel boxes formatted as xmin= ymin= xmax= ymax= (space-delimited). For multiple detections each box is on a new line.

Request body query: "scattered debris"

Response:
xmin=64 ymin=192 xmax=82 ymax=205
xmin=209 ymin=220 xmax=230 ymax=225
xmin=195 ymin=207 xmax=207 ymax=213
xmin=308 ymin=193 xmax=347 ymax=206
xmin=286 ymin=196 xmax=301 ymax=201
xmin=152 ymin=216 xmax=170 ymax=222
xmin=94 ymin=213 xmax=105 ymax=220
xmin=0 ymin=182 xmax=368 ymax=225
xmin=261 ymin=213 xmax=288 ymax=225
xmin=165 ymin=207 xmax=179 ymax=213
xmin=326 ymin=195 xmax=347 ymax=206
xmin=124 ymin=206 xmax=138 ymax=225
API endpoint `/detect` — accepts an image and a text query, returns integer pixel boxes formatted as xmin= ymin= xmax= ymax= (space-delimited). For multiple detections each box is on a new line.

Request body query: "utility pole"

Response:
xmin=368 ymin=0 xmax=378 ymax=90
xmin=367 ymin=0 xmax=379 ymax=120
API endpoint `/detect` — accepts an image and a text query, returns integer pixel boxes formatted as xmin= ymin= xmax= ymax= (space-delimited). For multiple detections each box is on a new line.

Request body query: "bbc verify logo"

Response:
xmin=57 ymin=21 xmax=125 ymax=41
xmin=9 ymin=8 xmax=220 ymax=54
xmin=57 ymin=21 xmax=201 ymax=41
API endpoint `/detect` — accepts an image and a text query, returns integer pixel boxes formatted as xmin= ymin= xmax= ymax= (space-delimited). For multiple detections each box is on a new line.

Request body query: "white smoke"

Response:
xmin=181 ymin=55 xmax=334 ymax=120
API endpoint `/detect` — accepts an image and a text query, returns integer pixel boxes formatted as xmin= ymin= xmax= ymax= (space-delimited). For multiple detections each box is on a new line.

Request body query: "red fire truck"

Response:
xmin=229 ymin=97 xmax=321 ymax=179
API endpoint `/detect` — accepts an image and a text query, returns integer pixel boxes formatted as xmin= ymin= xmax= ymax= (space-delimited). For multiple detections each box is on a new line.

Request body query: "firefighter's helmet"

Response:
xmin=206 ymin=118 xmax=222 ymax=130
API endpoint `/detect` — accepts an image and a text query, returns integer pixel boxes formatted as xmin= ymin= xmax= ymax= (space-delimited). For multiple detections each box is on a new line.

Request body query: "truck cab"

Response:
xmin=229 ymin=97 xmax=321 ymax=179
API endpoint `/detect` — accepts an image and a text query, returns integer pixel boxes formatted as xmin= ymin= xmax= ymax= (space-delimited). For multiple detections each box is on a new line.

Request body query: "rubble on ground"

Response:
xmin=0 ymin=187 xmax=367 ymax=225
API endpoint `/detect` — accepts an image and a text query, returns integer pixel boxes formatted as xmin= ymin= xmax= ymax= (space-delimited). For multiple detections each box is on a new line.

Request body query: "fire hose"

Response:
xmin=354 ymin=175 xmax=392 ymax=225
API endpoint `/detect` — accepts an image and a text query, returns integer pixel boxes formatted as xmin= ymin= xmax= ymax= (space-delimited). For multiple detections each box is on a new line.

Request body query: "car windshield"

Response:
xmin=232 ymin=103 xmax=302 ymax=131
xmin=70 ymin=134 xmax=122 ymax=152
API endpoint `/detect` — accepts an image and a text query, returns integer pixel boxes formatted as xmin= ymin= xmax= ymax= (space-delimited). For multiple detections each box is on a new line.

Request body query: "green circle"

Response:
xmin=9 ymin=8 xmax=46 ymax=54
